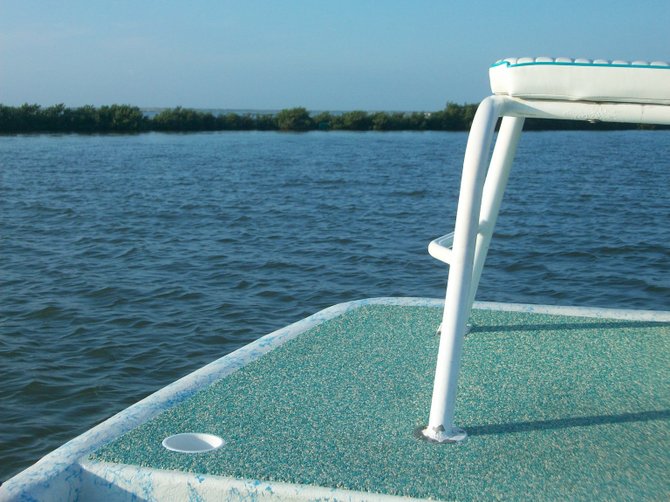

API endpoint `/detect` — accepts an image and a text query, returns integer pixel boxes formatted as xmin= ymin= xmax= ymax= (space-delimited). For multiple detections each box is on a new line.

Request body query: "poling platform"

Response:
xmin=423 ymin=56 xmax=670 ymax=443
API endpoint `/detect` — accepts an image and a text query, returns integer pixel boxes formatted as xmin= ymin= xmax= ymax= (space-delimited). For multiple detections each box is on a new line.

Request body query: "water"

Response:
xmin=1 ymin=130 xmax=668 ymax=481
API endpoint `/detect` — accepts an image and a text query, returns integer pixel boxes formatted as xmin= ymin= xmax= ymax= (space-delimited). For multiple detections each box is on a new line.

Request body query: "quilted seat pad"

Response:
xmin=490 ymin=57 xmax=670 ymax=105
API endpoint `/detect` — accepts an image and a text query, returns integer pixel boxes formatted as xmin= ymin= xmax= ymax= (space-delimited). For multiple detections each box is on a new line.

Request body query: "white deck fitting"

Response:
xmin=424 ymin=57 xmax=670 ymax=443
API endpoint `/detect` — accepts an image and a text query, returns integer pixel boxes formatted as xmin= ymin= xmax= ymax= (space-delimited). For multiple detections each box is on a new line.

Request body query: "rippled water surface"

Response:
xmin=1 ymin=130 xmax=669 ymax=480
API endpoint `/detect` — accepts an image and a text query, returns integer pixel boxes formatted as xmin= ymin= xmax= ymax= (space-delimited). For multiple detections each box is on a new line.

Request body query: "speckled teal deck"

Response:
xmin=90 ymin=304 xmax=670 ymax=500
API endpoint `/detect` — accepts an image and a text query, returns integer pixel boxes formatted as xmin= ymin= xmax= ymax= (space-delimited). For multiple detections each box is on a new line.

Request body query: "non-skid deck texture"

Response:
xmin=91 ymin=305 xmax=670 ymax=500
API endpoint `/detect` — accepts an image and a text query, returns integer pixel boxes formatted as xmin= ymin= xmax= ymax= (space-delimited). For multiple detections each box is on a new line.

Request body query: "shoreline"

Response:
xmin=2 ymin=103 xmax=667 ymax=134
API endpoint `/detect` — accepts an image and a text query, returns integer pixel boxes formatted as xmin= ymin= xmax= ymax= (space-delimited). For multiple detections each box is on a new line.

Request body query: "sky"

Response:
xmin=1 ymin=0 xmax=669 ymax=111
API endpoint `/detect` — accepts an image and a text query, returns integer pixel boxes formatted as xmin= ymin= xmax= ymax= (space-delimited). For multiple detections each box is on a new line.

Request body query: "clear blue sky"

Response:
xmin=1 ymin=0 xmax=668 ymax=111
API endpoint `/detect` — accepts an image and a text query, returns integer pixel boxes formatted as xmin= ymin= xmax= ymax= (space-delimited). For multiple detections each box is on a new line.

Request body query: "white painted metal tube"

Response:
xmin=466 ymin=116 xmax=525 ymax=319
xmin=427 ymin=232 xmax=455 ymax=264
xmin=500 ymin=97 xmax=670 ymax=125
xmin=423 ymin=97 xmax=502 ymax=442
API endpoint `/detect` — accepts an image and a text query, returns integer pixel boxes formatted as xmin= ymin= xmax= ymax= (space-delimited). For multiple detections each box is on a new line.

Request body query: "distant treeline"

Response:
xmin=0 ymin=103 xmax=665 ymax=134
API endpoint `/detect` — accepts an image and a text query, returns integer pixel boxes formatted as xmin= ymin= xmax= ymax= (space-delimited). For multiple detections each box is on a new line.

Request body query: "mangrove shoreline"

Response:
xmin=0 ymin=103 xmax=665 ymax=135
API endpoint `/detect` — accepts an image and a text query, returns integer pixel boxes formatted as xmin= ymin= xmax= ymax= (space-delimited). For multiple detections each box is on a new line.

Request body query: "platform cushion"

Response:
xmin=490 ymin=57 xmax=670 ymax=105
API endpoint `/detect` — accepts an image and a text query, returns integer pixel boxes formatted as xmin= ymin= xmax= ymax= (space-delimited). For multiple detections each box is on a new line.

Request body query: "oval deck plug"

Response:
xmin=162 ymin=433 xmax=224 ymax=453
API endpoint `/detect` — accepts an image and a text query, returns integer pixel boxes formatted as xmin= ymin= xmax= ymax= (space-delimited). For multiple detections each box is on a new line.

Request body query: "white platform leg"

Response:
xmin=465 ymin=116 xmax=525 ymax=320
xmin=423 ymin=97 xmax=502 ymax=442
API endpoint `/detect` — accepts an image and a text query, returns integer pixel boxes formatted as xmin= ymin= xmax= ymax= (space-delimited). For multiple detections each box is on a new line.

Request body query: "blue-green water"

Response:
xmin=1 ymin=130 xmax=668 ymax=481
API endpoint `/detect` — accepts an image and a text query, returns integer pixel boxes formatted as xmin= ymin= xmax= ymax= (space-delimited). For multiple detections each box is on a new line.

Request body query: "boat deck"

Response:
xmin=2 ymin=298 xmax=668 ymax=501
xmin=79 ymin=299 xmax=669 ymax=501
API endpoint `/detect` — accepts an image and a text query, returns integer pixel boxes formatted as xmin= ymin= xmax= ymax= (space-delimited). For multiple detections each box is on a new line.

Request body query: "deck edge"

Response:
xmin=79 ymin=460 xmax=424 ymax=502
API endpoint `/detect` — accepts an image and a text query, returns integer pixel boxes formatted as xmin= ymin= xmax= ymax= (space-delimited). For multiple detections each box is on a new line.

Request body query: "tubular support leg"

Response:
xmin=466 ymin=116 xmax=525 ymax=320
xmin=423 ymin=97 xmax=502 ymax=443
